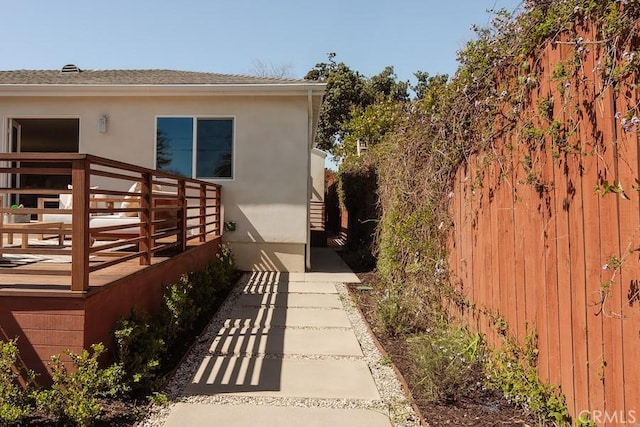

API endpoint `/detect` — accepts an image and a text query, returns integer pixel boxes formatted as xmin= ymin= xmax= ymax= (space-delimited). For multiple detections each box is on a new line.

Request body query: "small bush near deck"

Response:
xmin=113 ymin=309 xmax=166 ymax=394
xmin=162 ymin=274 xmax=201 ymax=343
xmin=0 ymin=339 xmax=35 ymax=425
xmin=113 ymin=243 xmax=238 ymax=396
xmin=34 ymin=343 xmax=125 ymax=426
xmin=407 ymin=324 xmax=484 ymax=403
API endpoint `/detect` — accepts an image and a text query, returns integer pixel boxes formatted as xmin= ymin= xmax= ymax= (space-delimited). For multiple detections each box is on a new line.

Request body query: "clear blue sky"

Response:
xmin=1 ymin=0 xmax=522 ymax=83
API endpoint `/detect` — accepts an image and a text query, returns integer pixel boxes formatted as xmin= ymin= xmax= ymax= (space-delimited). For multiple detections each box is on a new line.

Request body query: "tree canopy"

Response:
xmin=305 ymin=53 xmax=411 ymax=155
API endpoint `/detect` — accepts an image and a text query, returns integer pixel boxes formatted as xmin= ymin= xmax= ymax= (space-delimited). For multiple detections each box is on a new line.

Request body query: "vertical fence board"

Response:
xmin=578 ymin=25 xmax=605 ymax=415
xmin=534 ymin=48 xmax=554 ymax=385
xmin=490 ymin=159 xmax=502 ymax=347
xmin=613 ymin=83 xmax=639 ymax=421
xmin=619 ymin=88 xmax=640 ymax=423
xmin=546 ymin=40 xmax=577 ymax=414
xmin=513 ymin=141 xmax=528 ymax=343
xmin=597 ymin=85 xmax=626 ymax=423
xmin=450 ymin=168 xmax=462 ymax=319
xmin=481 ymin=154 xmax=496 ymax=345
xmin=479 ymin=155 xmax=494 ymax=340
xmin=521 ymin=142 xmax=542 ymax=350
xmin=462 ymin=164 xmax=475 ymax=328
xmin=470 ymin=156 xmax=481 ymax=332
xmin=557 ymin=39 xmax=592 ymax=416
xmin=497 ymin=135 xmax=518 ymax=344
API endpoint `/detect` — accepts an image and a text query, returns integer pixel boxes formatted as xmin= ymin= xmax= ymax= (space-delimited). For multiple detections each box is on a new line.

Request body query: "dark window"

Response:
xmin=156 ymin=117 xmax=233 ymax=179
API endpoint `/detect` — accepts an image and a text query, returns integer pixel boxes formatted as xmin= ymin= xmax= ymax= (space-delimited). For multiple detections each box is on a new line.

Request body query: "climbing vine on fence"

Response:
xmin=334 ymin=0 xmax=640 ymax=421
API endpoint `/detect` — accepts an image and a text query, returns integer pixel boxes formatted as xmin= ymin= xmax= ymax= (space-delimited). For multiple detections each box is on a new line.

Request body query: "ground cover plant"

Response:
xmin=0 ymin=245 xmax=238 ymax=426
xmin=347 ymin=272 xmax=539 ymax=426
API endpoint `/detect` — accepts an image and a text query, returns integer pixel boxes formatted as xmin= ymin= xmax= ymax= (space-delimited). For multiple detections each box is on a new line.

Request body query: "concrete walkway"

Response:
xmin=157 ymin=248 xmax=416 ymax=427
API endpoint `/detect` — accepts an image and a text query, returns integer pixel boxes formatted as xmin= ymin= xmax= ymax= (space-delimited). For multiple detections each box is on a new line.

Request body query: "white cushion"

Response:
xmin=41 ymin=213 xmax=73 ymax=224
xmin=59 ymin=185 xmax=73 ymax=210
xmin=119 ymin=182 xmax=166 ymax=218
xmin=59 ymin=185 xmax=99 ymax=210
xmin=90 ymin=215 xmax=141 ymax=235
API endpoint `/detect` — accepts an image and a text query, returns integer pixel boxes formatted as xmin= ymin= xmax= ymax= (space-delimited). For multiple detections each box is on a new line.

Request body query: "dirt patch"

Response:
xmin=348 ymin=272 xmax=537 ymax=426
xmin=23 ymin=399 xmax=145 ymax=426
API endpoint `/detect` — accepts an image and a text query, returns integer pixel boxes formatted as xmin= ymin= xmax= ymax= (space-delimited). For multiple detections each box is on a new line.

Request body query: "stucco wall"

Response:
xmin=0 ymin=95 xmax=311 ymax=271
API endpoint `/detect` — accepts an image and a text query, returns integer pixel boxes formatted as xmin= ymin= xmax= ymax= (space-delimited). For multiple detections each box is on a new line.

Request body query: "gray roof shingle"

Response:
xmin=0 ymin=68 xmax=313 ymax=85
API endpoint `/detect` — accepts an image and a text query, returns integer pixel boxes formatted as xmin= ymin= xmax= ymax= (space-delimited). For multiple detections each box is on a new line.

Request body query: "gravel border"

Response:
xmin=138 ymin=274 xmax=421 ymax=427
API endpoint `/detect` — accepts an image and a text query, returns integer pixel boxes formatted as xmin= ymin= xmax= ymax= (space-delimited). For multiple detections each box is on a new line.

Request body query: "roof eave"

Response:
xmin=0 ymin=83 xmax=327 ymax=97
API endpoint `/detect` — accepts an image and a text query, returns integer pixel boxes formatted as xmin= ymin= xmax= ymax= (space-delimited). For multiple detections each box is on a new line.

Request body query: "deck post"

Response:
xmin=217 ymin=186 xmax=223 ymax=236
xmin=139 ymin=173 xmax=152 ymax=265
xmin=71 ymin=158 xmax=90 ymax=292
xmin=178 ymin=180 xmax=187 ymax=252
xmin=199 ymin=183 xmax=206 ymax=242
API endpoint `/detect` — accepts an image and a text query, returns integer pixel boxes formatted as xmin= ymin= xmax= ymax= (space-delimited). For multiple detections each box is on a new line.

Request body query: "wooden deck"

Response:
xmin=0 ymin=153 xmax=224 ymax=381
xmin=0 ymin=237 xmax=212 ymax=294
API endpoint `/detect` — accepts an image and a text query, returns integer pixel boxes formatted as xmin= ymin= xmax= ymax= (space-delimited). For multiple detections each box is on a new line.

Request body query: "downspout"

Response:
xmin=306 ymin=89 xmax=313 ymax=271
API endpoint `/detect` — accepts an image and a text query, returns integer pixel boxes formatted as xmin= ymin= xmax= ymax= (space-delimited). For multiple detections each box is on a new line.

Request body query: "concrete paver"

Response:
xmin=209 ymin=326 xmax=364 ymax=356
xmin=165 ymin=404 xmax=392 ymax=427
xmin=186 ymin=357 xmax=380 ymax=399
xmin=289 ymin=271 xmax=360 ymax=283
xmin=223 ymin=306 xmax=352 ymax=328
xmin=235 ymin=292 xmax=343 ymax=308
xmin=242 ymin=281 xmax=339 ymax=294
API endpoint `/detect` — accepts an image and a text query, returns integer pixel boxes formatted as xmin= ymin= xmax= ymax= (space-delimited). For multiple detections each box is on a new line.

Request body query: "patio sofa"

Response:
xmin=38 ymin=183 xmax=178 ymax=240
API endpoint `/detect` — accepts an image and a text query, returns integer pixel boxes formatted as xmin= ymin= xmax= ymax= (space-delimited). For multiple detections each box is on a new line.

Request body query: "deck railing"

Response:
xmin=309 ymin=200 xmax=325 ymax=231
xmin=0 ymin=153 xmax=222 ymax=292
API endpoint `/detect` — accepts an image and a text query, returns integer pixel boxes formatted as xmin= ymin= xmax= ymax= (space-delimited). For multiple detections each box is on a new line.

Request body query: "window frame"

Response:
xmin=154 ymin=115 xmax=236 ymax=181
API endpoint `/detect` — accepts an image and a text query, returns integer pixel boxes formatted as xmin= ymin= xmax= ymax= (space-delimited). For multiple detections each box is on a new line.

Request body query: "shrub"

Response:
xmin=189 ymin=268 xmax=218 ymax=319
xmin=158 ymin=245 xmax=238 ymax=350
xmin=113 ymin=310 xmax=166 ymax=394
xmin=0 ymin=339 xmax=34 ymax=425
xmin=207 ymin=243 xmax=238 ymax=294
xmin=485 ymin=336 xmax=570 ymax=425
xmin=161 ymin=274 xmax=201 ymax=343
xmin=407 ymin=324 xmax=484 ymax=403
xmin=112 ymin=244 xmax=238 ymax=397
xmin=34 ymin=343 xmax=125 ymax=426
xmin=375 ymin=285 xmax=412 ymax=336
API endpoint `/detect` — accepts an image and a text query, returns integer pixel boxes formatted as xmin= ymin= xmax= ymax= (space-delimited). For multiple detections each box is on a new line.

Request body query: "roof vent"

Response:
xmin=61 ymin=64 xmax=82 ymax=73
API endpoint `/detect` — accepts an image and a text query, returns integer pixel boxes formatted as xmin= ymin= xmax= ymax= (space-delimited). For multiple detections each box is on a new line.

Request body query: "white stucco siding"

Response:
xmin=0 ymin=94 xmax=311 ymax=271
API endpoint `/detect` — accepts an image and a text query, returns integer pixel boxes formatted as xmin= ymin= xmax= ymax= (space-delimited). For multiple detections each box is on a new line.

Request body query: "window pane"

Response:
xmin=196 ymin=119 xmax=233 ymax=178
xmin=156 ymin=118 xmax=193 ymax=177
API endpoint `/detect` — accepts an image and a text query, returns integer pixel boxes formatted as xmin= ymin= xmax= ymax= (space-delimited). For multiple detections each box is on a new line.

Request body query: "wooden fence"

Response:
xmin=449 ymin=30 xmax=640 ymax=423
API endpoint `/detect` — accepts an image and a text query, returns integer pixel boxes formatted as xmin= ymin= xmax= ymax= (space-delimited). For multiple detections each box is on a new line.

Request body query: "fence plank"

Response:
xmin=613 ymin=81 xmax=639 ymax=421
xmin=596 ymin=83 xmax=626 ymax=423
xmin=556 ymin=38 xmax=592 ymax=417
